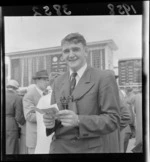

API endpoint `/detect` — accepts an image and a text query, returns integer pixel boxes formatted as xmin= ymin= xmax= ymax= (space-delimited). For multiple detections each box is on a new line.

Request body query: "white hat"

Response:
xmin=7 ymin=80 xmax=19 ymax=89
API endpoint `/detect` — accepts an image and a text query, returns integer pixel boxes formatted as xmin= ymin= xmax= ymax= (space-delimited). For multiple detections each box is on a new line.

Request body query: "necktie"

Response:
xmin=69 ymin=72 xmax=78 ymax=114
xmin=70 ymin=72 xmax=77 ymax=95
xmin=43 ymin=90 xmax=48 ymax=96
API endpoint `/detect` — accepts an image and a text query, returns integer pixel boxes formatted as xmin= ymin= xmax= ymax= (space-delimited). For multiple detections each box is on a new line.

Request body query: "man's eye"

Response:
xmin=72 ymin=48 xmax=80 ymax=52
xmin=63 ymin=49 xmax=70 ymax=53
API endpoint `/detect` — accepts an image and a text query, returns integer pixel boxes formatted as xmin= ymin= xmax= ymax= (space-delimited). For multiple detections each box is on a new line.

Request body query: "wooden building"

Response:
xmin=6 ymin=40 xmax=118 ymax=87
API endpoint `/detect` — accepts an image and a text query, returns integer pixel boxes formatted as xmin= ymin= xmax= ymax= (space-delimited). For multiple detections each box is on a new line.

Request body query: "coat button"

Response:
xmin=76 ymin=136 xmax=80 ymax=139
xmin=71 ymin=139 xmax=76 ymax=143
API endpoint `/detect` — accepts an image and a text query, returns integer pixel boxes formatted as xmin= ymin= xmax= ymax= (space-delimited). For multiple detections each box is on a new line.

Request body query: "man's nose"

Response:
xmin=68 ymin=50 xmax=74 ymax=57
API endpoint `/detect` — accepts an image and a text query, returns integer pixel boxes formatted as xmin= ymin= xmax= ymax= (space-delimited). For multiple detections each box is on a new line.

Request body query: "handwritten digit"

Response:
xmin=131 ymin=5 xmax=136 ymax=14
xmin=32 ymin=6 xmax=42 ymax=16
xmin=62 ymin=4 xmax=71 ymax=15
xmin=117 ymin=5 xmax=125 ymax=15
xmin=53 ymin=4 xmax=61 ymax=16
xmin=122 ymin=4 xmax=131 ymax=15
xmin=43 ymin=6 xmax=52 ymax=16
xmin=107 ymin=4 xmax=115 ymax=15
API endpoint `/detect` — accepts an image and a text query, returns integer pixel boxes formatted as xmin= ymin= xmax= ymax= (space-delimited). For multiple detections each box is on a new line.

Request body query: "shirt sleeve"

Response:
xmin=23 ymin=92 xmax=37 ymax=123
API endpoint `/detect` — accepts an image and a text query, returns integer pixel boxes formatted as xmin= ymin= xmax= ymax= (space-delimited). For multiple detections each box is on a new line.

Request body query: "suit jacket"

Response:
xmin=23 ymin=86 xmax=41 ymax=148
xmin=47 ymin=66 xmax=121 ymax=153
xmin=119 ymin=89 xmax=132 ymax=130
xmin=119 ymin=89 xmax=132 ymax=152
xmin=6 ymin=90 xmax=25 ymax=154
xmin=125 ymin=93 xmax=136 ymax=126
xmin=6 ymin=90 xmax=25 ymax=131
xmin=133 ymin=93 xmax=142 ymax=146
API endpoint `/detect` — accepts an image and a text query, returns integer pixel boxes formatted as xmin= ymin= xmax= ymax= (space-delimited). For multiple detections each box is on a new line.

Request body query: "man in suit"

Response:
xmin=113 ymin=74 xmax=132 ymax=152
xmin=124 ymin=87 xmax=136 ymax=152
xmin=43 ymin=33 xmax=121 ymax=153
xmin=6 ymin=80 xmax=25 ymax=154
xmin=133 ymin=92 xmax=142 ymax=152
xmin=23 ymin=70 xmax=49 ymax=154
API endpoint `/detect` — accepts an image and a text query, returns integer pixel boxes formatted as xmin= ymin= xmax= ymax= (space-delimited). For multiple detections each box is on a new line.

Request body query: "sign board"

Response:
xmin=51 ymin=54 xmax=67 ymax=72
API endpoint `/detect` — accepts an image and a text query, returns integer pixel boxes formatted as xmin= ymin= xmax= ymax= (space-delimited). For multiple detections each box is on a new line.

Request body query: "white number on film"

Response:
xmin=43 ymin=6 xmax=52 ymax=16
xmin=108 ymin=3 xmax=137 ymax=15
xmin=33 ymin=5 xmax=71 ymax=16
xmin=33 ymin=6 xmax=42 ymax=16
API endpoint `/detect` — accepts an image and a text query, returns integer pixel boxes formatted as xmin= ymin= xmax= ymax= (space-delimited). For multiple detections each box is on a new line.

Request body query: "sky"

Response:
xmin=4 ymin=15 xmax=142 ymax=66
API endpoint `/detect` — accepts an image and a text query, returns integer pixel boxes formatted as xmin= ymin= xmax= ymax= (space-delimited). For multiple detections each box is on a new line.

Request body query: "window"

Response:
xmin=92 ymin=49 xmax=101 ymax=69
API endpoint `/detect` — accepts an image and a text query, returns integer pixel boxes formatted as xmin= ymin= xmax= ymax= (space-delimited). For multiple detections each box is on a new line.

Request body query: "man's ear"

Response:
xmin=84 ymin=47 xmax=89 ymax=57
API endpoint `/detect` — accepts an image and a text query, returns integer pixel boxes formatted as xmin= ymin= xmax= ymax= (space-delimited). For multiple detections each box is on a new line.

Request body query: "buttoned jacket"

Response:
xmin=47 ymin=66 xmax=121 ymax=153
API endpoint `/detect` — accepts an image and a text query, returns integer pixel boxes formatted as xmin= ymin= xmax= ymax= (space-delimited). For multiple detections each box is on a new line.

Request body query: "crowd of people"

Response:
xmin=5 ymin=33 xmax=143 ymax=154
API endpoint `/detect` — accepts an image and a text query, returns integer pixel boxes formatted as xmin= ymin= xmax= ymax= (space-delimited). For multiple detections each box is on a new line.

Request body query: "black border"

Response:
xmin=1 ymin=1 xmax=148 ymax=162
xmin=1 ymin=2 xmax=143 ymax=16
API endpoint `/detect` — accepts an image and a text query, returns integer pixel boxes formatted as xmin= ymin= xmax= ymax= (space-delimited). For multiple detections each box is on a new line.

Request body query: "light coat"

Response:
xmin=23 ymin=86 xmax=41 ymax=148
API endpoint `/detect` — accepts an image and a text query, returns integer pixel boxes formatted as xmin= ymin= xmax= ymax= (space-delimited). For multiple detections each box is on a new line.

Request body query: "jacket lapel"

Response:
xmin=72 ymin=66 xmax=95 ymax=101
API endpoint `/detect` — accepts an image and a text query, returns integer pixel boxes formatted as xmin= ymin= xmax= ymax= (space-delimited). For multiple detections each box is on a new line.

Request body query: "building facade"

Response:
xmin=118 ymin=58 xmax=142 ymax=91
xmin=6 ymin=40 xmax=117 ymax=87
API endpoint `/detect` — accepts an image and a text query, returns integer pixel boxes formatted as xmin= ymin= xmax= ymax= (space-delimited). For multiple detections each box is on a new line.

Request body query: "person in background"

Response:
xmin=17 ymin=87 xmax=28 ymax=154
xmin=119 ymin=89 xmax=132 ymax=152
xmin=43 ymin=33 xmax=121 ymax=153
xmin=108 ymin=72 xmax=132 ymax=152
xmin=131 ymin=91 xmax=142 ymax=152
xmin=18 ymin=123 xmax=28 ymax=154
xmin=35 ymin=72 xmax=60 ymax=154
xmin=124 ymin=87 xmax=136 ymax=152
xmin=6 ymin=80 xmax=25 ymax=154
xmin=23 ymin=70 xmax=49 ymax=154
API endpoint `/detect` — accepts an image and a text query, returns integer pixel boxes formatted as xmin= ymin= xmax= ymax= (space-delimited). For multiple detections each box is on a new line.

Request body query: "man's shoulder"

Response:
xmin=54 ymin=71 xmax=68 ymax=83
xmin=23 ymin=86 xmax=37 ymax=98
xmin=89 ymin=67 xmax=113 ymax=79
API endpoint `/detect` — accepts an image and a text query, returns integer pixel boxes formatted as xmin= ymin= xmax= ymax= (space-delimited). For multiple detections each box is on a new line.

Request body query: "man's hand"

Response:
xmin=43 ymin=113 xmax=55 ymax=129
xmin=57 ymin=110 xmax=79 ymax=127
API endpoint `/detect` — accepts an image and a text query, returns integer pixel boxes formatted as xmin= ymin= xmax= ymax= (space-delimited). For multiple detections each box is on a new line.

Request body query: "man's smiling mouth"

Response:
xmin=68 ymin=58 xmax=78 ymax=62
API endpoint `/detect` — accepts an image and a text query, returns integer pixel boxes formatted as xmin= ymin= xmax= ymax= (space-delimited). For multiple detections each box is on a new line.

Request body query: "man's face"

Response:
xmin=62 ymin=42 xmax=87 ymax=72
xmin=37 ymin=78 xmax=49 ymax=91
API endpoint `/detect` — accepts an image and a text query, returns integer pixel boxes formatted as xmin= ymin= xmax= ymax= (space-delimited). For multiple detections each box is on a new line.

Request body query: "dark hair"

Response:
xmin=61 ymin=33 xmax=87 ymax=46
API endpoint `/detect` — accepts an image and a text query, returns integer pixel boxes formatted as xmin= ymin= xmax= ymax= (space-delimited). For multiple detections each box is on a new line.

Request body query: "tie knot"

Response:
xmin=43 ymin=91 xmax=48 ymax=96
xmin=71 ymin=72 xmax=77 ymax=79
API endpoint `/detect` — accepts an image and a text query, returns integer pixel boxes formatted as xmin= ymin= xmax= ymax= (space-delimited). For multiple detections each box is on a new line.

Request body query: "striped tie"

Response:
xmin=70 ymin=72 xmax=77 ymax=95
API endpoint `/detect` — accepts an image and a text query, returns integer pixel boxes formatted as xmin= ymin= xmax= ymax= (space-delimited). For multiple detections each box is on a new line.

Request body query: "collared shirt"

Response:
xmin=35 ymin=85 xmax=44 ymax=97
xmin=69 ymin=63 xmax=87 ymax=86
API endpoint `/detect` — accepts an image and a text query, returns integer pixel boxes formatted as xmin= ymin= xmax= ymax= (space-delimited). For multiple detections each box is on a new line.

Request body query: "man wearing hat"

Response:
xmin=6 ymin=80 xmax=26 ymax=154
xmin=23 ymin=70 xmax=50 ymax=154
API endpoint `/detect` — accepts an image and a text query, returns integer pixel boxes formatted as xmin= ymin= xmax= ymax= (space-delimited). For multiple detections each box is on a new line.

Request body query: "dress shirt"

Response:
xmin=69 ymin=63 xmax=87 ymax=86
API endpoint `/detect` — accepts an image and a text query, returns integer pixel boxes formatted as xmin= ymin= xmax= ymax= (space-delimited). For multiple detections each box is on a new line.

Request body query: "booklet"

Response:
xmin=33 ymin=103 xmax=59 ymax=115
